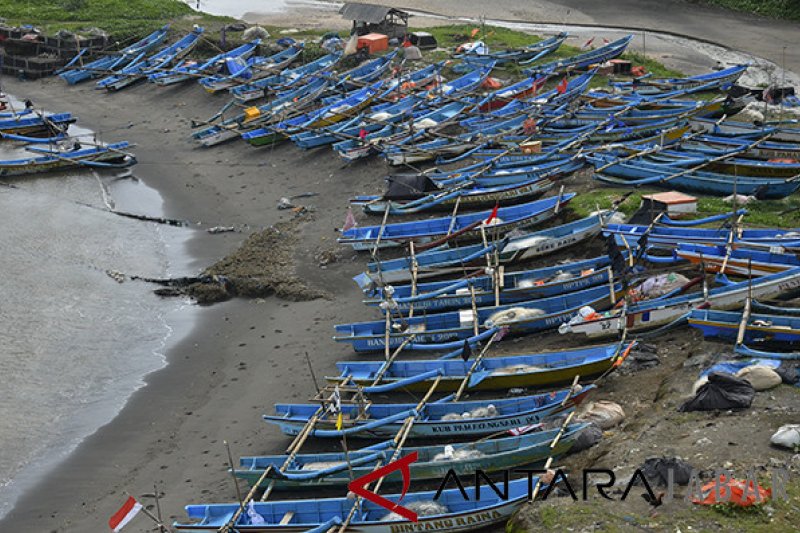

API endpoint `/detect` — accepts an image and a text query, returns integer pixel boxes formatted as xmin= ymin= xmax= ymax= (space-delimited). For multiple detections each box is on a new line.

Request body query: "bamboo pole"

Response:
xmin=454 ymin=330 xmax=500 ymax=401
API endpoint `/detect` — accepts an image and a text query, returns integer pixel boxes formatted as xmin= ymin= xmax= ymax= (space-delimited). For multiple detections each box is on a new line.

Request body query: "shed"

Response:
xmin=340 ymin=3 xmax=409 ymax=39
xmin=630 ymin=191 xmax=697 ymax=224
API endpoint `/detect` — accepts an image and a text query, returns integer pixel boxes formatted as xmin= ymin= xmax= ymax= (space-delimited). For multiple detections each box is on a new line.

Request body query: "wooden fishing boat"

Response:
xmin=692 ymin=117 xmax=800 ymax=143
xmin=560 ymin=267 xmax=800 ymax=339
xmin=477 ymin=73 xmax=550 ymax=112
xmin=338 ymin=193 xmax=575 ymax=251
xmin=229 ymin=52 xmax=342 ymax=103
xmin=456 ymin=32 xmax=567 ymax=66
xmin=356 ymin=213 xmax=612 ymax=286
xmin=604 ymin=221 xmax=800 ymax=251
xmin=335 ymin=50 xmax=399 ymax=90
xmin=589 ymin=153 xmax=800 ymax=198
xmin=675 ymin=243 xmax=800 ymax=276
xmin=95 ymin=27 xmax=204 ymax=91
xmin=192 ymin=76 xmax=331 ymax=147
xmin=148 ymin=39 xmax=260 ymax=86
xmin=362 ymin=261 xmax=612 ymax=313
xmin=610 ymin=64 xmax=747 ymax=95
xmin=0 ymin=113 xmax=76 ymax=137
xmin=265 ymin=385 xmax=593 ymax=438
xmin=334 ymin=342 xmax=633 ymax=392
xmin=335 ymin=281 xmax=622 ymax=352
xmin=649 ymin=149 xmax=800 ymax=178
xmin=236 ymin=425 xmax=586 ymax=489
xmin=198 ymin=44 xmax=303 ymax=93
xmin=175 ymin=474 xmax=548 ymax=532
xmin=58 ymin=25 xmax=170 ymax=85
xmin=0 ymin=141 xmax=135 ymax=175
xmin=689 ymin=309 xmax=800 ymax=346
xmin=524 ymin=35 xmax=632 ymax=74
xmin=685 ymin=135 xmax=800 ymax=160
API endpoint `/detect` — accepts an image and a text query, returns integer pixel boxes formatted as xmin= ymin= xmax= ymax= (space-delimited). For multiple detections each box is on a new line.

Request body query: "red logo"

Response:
xmin=348 ymin=452 xmax=419 ymax=522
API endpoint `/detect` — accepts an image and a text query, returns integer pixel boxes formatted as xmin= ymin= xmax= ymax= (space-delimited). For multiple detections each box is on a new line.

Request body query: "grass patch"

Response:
xmin=622 ymin=52 xmax=684 ymax=79
xmin=689 ymin=0 xmax=800 ymax=21
xmin=420 ymin=24 xmax=542 ymax=52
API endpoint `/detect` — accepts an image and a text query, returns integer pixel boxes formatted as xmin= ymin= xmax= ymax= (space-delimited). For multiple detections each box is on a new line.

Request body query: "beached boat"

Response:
xmin=265 ymin=385 xmax=593 ymax=438
xmin=604 ymin=221 xmax=800 ymax=251
xmin=335 ymin=281 xmax=621 ymax=352
xmin=689 ymin=309 xmax=800 ymax=346
xmin=175 ymin=475 xmax=548 ymax=532
xmin=610 ymin=64 xmax=747 ymax=95
xmin=524 ymin=35 xmax=632 ymax=74
xmin=560 ymin=268 xmax=800 ymax=338
xmin=333 ymin=342 xmax=634 ymax=392
xmin=58 ymin=25 xmax=170 ymax=85
xmin=0 ymin=141 xmax=135 ymax=175
xmin=456 ymin=32 xmax=567 ymax=66
xmin=675 ymin=243 xmax=800 ymax=276
xmin=95 ymin=27 xmax=204 ymax=91
xmin=229 ymin=52 xmax=342 ymax=102
xmin=148 ymin=40 xmax=260 ymax=86
xmin=356 ymin=213 xmax=612 ymax=286
xmin=198 ymin=44 xmax=303 ymax=93
xmin=236 ymin=425 xmax=585 ymax=489
xmin=0 ymin=113 xmax=77 ymax=137
xmin=338 ymin=194 xmax=575 ymax=251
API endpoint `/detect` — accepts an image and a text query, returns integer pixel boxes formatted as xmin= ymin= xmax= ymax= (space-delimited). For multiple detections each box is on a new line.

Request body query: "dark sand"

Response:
xmin=1 ymin=2 xmax=798 ymax=532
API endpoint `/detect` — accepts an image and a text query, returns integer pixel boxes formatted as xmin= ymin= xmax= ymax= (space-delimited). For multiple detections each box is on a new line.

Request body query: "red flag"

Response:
xmin=556 ymin=77 xmax=568 ymax=94
xmin=582 ymin=37 xmax=595 ymax=49
xmin=470 ymin=28 xmax=480 ymax=38
xmin=342 ymin=207 xmax=358 ymax=231
xmin=109 ymin=496 xmax=142 ymax=532
xmin=485 ymin=202 xmax=499 ymax=224
xmin=359 ymin=128 xmax=368 ymax=139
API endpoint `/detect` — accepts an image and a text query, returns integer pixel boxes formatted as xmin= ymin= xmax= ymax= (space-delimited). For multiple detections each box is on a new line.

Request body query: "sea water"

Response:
xmin=0 ymin=118 xmax=197 ymax=518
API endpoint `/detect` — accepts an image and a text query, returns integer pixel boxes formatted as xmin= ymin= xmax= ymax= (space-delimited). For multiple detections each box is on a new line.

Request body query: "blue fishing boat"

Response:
xmin=689 ymin=309 xmax=800 ymax=346
xmin=334 ymin=342 xmax=634 ymax=392
xmin=229 ymin=52 xmax=342 ymax=102
xmin=610 ymin=64 xmax=748 ymax=95
xmin=589 ymin=153 xmax=800 ymax=199
xmin=338 ymin=193 xmax=575 ymax=251
xmin=335 ymin=282 xmax=621 ymax=352
xmin=236 ymin=425 xmax=586 ymax=489
xmin=362 ymin=262 xmax=612 ymax=313
xmin=604 ymin=222 xmax=800 ymax=250
xmin=148 ymin=40 xmax=261 ymax=86
xmin=59 ymin=25 xmax=170 ymax=84
xmin=198 ymin=44 xmax=303 ymax=93
xmin=192 ymin=76 xmax=331 ymax=147
xmin=96 ymin=27 xmax=204 ymax=91
xmin=175 ymin=475 xmax=549 ymax=532
xmin=0 ymin=141 xmax=135 ymax=176
xmin=524 ymin=35 xmax=632 ymax=74
xmin=336 ymin=50 xmax=399 ymax=90
xmin=265 ymin=386 xmax=593 ymax=438
xmin=456 ymin=32 xmax=567 ymax=67
xmin=356 ymin=213 xmax=611 ymax=286
xmin=0 ymin=112 xmax=77 ymax=137
xmin=675 ymin=243 xmax=800 ymax=276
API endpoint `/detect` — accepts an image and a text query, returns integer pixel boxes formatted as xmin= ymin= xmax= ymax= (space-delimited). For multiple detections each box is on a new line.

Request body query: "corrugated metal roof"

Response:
xmin=339 ymin=3 xmax=406 ymax=23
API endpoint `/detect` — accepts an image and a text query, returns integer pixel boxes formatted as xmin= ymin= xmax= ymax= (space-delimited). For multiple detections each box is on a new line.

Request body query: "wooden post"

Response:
xmin=409 ymin=241 xmax=418 ymax=318
xmin=469 ymin=285 xmax=480 ymax=337
xmin=454 ymin=330 xmax=500 ymax=401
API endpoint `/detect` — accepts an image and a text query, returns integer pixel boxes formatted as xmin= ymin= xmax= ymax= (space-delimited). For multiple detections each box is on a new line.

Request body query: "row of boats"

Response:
xmin=50 ymin=24 xmax=800 ymax=532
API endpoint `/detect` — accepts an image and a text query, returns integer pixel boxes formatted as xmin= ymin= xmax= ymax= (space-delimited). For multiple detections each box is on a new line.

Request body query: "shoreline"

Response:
xmin=1 ymin=3 xmax=798 ymax=531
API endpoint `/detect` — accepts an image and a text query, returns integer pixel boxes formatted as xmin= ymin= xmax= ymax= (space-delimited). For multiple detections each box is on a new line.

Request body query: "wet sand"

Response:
xmin=1 ymin=2 xmax=798 ymax=532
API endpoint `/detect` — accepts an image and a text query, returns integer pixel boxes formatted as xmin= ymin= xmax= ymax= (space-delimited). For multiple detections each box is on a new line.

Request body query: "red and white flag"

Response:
xmin=556 ymin=77 xmax=569 ymax=95
xmin=109 ymin=496 xmax=142 ymax=532
xmin=342 ymin=207 xmax=358 ymax=231
xmin=582 ymin=37 xmax=595 ymax=49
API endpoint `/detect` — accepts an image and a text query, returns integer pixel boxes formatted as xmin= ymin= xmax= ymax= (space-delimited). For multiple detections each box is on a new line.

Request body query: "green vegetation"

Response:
xmin=0 ymin=0 xmax=232 ymax=43
xmin=570 ymin=187 xmax=800 ymax=228
xmin=691 ymin=0 xmax=800 ymax=21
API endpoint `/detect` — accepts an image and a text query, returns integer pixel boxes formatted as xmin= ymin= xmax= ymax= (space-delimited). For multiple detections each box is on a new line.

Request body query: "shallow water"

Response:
xmin=0 ymin=105 xmax=197 ymax=517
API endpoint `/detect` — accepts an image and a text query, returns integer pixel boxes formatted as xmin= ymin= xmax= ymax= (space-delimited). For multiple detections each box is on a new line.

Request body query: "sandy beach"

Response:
xmin=0 ymin=1 xmax=798 ymax=532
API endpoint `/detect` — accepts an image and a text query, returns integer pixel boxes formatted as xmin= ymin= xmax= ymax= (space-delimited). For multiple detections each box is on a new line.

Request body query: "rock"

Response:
xmin=578 ymin=400 xmax=625 ymax=429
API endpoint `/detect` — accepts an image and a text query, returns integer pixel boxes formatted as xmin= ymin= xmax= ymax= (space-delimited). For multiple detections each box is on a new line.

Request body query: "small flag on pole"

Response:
xmin=109 ymin=496 xmax=142 ymax=532
xmin=556 ymin=77 xmax=568 ymax=94
xmin=333 ymin=385 xmax=343 ymax=431
xmin=359 ymin=128 xmax=368 ymax=139
xmin=342 ymin=207 xmax=358 ymax=232
xmin=470 ymin=28 xmax=480 ymax=38
xmin=582 ymin=37 xmax=595 ymax=49
xmin=485 ymin=202 xmax=499 ymax=224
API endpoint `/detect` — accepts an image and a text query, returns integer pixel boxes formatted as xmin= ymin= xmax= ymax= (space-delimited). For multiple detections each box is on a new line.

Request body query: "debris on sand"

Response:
xmin=177 ymin=217 xmax=328 ymax=304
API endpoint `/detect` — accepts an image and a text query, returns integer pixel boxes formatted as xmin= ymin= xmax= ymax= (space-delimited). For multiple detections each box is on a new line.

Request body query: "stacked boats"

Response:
xmin=59 ymin=26 xmax=800 ymax=532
